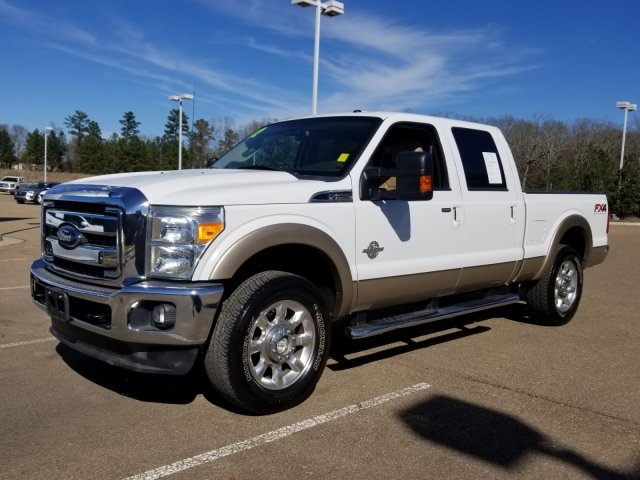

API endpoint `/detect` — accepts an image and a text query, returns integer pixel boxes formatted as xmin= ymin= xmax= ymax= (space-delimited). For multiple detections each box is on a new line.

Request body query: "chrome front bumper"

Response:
xmin=31 ymin=259 xmax=224 ymax=374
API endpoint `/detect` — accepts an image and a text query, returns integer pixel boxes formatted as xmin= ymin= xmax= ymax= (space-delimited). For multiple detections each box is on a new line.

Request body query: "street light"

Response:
xmin=44 ymin=127 xmax=53 ymax=182
xmin=169 ymin=94 xmax=194 ymax=170
xmin=292 ymin=0 xmax=345 ymax=115
xmin=616 ymin=100 xmax=638 ymax=174
xmin=616 ymin=100 xmax=637 ymax=173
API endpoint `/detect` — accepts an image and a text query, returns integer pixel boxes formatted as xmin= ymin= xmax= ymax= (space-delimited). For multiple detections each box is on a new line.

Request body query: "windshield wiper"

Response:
xmin=236 ymin=165 xmax=281 ymax=171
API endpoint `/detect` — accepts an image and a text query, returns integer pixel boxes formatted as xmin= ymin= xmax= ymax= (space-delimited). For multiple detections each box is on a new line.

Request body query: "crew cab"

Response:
xmin=30 ymin=112 xmax=609 ymax=413
xmin=0 ymin=175 xmax=26 ymax=194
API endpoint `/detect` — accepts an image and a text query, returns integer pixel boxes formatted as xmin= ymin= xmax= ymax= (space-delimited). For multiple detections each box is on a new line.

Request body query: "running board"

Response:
xmin=347 ymin=293 xmax=521 ymax=339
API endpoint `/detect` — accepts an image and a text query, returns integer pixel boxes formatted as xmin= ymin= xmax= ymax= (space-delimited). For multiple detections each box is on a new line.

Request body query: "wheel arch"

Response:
xmin=208 ymin=223 xmax=354 ymax=319
xmin=534 ymin=214 xmax=593 ymax=280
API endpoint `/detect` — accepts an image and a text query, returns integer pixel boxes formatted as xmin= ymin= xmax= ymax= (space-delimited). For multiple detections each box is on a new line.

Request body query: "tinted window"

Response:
xmin=368 ymin=122 xmax=449 ymax=190
xmin=452 ymin=127 xmax=506 ymax=190
xmin=211 ymin=116 xmax=382 ymax=178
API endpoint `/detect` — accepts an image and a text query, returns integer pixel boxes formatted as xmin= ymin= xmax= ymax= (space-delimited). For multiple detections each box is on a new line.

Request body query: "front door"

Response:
xmin=353 ymin=122 xmax=465 ymax=310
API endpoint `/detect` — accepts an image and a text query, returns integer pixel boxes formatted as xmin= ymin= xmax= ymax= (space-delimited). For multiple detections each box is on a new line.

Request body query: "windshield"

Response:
xmin=210 ymin=116 xmax=381 ymax=178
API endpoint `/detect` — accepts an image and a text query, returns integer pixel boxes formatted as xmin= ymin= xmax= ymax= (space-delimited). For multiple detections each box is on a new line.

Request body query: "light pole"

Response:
xmin=44 ymin=127 xmax=53 ymax=182
xmin=169 ymin=94 xmax=194 ymax=170
xmin=616 ymin=101 xmax=637 ymax=173
xmin=292 ymin=0 xmax=345 ymax=115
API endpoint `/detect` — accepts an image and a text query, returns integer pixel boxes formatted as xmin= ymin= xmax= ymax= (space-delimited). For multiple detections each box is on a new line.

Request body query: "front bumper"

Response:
xmin=31 ymin=259 xmax=224 ymax=374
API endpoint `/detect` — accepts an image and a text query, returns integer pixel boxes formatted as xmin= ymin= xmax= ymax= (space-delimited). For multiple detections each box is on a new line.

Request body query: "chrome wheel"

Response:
xmin=526 ymin=246 xmax=583 ymax=326
xmin=554 ymin=258 xmax=578 ymax=313
xmin=206 ymin=271 xmax=330 ymax=413
xmin=247 ymin=300 xmax=315 ymax=390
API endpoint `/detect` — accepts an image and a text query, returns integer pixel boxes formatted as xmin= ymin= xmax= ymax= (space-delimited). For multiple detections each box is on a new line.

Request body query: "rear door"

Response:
xmin=445 ymin=126 xmax=525 ymax=289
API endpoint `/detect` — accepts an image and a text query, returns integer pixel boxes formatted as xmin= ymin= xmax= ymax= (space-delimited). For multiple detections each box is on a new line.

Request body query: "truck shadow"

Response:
xmin=400 ymin=394 xmax=639 ymax=479
xmin=54 ymin=305 xmax=533 ymax=410
xmin=0 ymin=216 xmax=33 ymax=222
xmin=55 ymin=343 xmax=241 ymax=411
xmin=328 ymin=309 xmax=504 ymax=371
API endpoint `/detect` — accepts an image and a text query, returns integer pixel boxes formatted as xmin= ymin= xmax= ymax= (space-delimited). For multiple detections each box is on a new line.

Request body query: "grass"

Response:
xmin=0 ymin=168 xmax=90 ymax=184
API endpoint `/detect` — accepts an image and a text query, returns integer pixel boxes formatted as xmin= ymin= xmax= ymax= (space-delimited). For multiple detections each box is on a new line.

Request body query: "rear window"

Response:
xmin=452 ymin=127 xmax=507 ymax=191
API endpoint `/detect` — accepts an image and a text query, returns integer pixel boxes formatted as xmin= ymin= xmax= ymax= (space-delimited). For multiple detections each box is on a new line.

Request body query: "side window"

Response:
xmin=368 ymin=123 xmax=449 ymax=191
xmin=452 ymin=127 xmax=507 ymax=191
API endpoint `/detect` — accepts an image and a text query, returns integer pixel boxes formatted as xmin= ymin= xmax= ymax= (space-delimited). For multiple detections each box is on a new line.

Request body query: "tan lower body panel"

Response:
xmin=356 ymin=261 xmax=518 ymax=311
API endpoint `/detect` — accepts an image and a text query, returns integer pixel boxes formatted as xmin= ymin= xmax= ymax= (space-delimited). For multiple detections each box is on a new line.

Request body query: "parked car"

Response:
xmin=0 ymin=176 xmax=26 ymax=194
xmin=14 ymin=181 xmax=59 ymax=204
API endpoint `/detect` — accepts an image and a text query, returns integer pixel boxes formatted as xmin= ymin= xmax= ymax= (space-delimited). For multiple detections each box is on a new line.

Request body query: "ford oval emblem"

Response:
xmin=57 ymin=224 xmax=84 ymax=249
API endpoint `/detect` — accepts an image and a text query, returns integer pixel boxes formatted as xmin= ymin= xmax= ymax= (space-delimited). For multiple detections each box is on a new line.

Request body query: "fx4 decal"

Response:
xmin=594 ymin=204 xmax=607 ymax=214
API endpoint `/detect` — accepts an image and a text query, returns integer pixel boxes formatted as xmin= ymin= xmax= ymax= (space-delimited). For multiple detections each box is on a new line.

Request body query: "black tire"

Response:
xmin=526 ymin=246 xmax=583 ymax=326
xmin=204 ymin=271 xmax=331 ymax=414
xmin=15 ymin=199 xmax=24 ymax=204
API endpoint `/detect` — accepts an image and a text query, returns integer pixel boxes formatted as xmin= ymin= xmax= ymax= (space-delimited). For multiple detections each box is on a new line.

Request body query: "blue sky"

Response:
xmin=1 ymin=0 xmax=638 ymax=138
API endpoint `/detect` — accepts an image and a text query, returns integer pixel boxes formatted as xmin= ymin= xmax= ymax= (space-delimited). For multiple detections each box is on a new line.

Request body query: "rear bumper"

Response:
xmin=31 ymin=259 xmax=224 ymax=374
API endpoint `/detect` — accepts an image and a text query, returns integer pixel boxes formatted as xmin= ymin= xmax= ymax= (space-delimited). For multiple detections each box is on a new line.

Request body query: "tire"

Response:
xmin=204 ymin=271 xmax=331 ymax=414
xmin=526 ymin=246 xmax=583 ymax=325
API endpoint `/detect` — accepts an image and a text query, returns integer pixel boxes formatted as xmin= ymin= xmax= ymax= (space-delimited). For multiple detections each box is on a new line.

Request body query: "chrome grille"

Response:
xmin=40 ymin=184 xmax=149 ymax=287
xmin=44 ymin=208 xmax=121 ymax=278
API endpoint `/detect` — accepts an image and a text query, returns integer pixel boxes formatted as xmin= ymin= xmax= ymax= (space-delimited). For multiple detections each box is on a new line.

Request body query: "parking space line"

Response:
xmin=123 ymin=382 xmax=431 ymax=480
xmin=0 ymin=337 xmax=56 ymax=349
xmin=0 ymin=285 xmax=30 ymax=290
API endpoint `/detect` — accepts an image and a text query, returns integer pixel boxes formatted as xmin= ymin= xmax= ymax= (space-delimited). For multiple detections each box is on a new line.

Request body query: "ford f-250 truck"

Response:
xmin=30 ymin=112 xmax=609 ymax=413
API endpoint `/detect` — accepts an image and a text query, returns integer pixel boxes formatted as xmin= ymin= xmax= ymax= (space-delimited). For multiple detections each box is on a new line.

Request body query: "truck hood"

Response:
xmin=67 ymin=169 xmax=344 ymax=205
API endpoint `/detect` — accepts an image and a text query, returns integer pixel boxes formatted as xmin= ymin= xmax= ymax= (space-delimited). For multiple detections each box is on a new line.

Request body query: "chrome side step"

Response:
xmin=347 ymin=293 xmax=520 ymax=339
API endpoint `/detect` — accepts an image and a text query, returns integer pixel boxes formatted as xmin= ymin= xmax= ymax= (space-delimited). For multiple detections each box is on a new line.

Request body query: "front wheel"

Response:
xmin=525 ymin=246 xmax=583 ymax=325
xmin=204 ymin=271 xmax=331 ymax=414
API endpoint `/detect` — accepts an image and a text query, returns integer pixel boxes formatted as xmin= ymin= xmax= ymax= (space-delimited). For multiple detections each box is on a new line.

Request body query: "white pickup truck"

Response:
xmin=0 ymin=175 xmax=26 ymax=194
xmin=30 ymin=112 xmax=609 ymax=413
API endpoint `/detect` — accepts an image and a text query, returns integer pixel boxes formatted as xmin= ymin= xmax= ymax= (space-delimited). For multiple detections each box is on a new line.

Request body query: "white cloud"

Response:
xmin=1 ymin=0 xmax=540 ymax=125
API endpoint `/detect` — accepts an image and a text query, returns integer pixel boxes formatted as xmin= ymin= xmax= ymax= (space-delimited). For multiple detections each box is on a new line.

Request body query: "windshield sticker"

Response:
xmin=337 ymin=153 xmax=350 ymax=163
xmin=248 ymin=126 xmax=267 ymax=139
xmin=482 ymin=152 xmax=502 ymax=184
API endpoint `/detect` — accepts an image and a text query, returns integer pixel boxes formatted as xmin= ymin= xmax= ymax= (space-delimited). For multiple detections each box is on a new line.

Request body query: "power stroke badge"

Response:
xmin=362 ymin=241 xmax=384 ymax=259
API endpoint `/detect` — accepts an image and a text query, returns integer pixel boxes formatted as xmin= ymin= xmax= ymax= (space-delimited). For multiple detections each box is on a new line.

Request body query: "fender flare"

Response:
xmin=209 ymin=223 xmax=355 ymax=317
xmin=533 ymin=214 xmax=593 ymax=280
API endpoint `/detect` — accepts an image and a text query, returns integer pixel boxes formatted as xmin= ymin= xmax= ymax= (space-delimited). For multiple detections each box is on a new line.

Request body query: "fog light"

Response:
xmin=152 ymin=304 xmax=176 ymax=330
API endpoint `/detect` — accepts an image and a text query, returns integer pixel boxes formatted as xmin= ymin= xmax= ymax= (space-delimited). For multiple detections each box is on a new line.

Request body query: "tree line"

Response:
xmin=1 ymin=110 xmax=639 ymax=217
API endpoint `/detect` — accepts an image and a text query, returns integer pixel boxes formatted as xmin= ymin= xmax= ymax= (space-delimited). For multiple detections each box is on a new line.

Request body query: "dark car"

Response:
xmin=14 ymin=181 xmax=60 ymax=204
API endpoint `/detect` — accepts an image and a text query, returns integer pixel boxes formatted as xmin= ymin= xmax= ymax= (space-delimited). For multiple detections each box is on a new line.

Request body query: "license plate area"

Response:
xmin=46 ymin=287 xmax=70 ymax=322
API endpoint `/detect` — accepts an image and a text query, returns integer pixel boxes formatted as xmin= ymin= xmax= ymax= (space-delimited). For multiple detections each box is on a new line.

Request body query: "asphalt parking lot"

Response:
xmin=1 ymin=192 xmax=639 ymax=480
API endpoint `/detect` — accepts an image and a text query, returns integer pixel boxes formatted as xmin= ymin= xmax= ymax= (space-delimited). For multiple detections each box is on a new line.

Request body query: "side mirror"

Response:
xmin=395 ymin=151 xmax=434 ymax=201
xmin=360 ymin=151 xmax=434 ymax=201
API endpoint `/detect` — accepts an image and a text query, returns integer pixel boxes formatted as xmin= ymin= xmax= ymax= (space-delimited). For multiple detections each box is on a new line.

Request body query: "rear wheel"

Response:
xmin=205 ymin=271 xmax=331 ymax=414
xmin=526 ymin=246 xmax=583 ymax=325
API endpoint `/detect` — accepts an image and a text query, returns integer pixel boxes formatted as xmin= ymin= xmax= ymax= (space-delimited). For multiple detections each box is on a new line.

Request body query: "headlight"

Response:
xmin=148 ymin=206 xmax=224 ymax=279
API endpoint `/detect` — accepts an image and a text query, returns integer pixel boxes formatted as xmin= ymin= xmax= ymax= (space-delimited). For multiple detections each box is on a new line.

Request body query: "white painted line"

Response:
xmin=0 ymin=258 xmax=28 ymax=262
xmin=0 ymin=285 xmax=30 ymax=290
xmin=123 ymin=382 xmax=431 ymax=480
xmin=0 ymin=337 xmax=56 ymax=349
